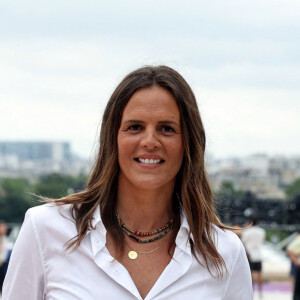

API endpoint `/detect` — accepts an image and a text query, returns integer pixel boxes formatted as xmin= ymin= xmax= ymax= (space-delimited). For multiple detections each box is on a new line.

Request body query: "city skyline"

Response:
xmin=0 ymin=1 xmax=300 ymax=159
xmin=1 ymin=141 xmax=299 ymax=200
xmin=1 ymin=139 xmax=300 ymax=160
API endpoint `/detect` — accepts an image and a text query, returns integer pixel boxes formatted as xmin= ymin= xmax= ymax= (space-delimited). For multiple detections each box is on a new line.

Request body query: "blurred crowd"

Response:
xmin=237 ymin=216 xmax=300 ymax=300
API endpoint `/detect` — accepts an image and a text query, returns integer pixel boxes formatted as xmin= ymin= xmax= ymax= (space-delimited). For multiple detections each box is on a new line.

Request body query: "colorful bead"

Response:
xmin=121 ymin=223 xmax=173 ymax=243
xmin=116 ymin=215 xmax=173 ymax=237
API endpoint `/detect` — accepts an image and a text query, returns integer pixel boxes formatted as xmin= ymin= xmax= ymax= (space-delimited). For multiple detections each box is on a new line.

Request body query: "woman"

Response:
xmin=3 ymin=66 xmax=252 ymax=299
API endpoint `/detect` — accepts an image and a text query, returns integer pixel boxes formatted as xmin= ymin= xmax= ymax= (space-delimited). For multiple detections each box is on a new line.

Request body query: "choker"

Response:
xmin=116 ymin=214 xmax=173 ymax=259
xmin=121 ymin=223 xmax=172 ymax=243
xmin=116 ymin=214 xmax=173 ymax=237
xmin=116 ymin=214 xmax=173 ymax=243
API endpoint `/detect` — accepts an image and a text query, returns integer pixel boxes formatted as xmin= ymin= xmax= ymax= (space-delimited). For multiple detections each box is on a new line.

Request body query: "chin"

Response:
xmin=133 ymin=177 xmax=175 ymax=191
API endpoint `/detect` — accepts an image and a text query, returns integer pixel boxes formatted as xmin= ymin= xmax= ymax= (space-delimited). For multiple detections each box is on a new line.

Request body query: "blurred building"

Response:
xmin=0 ymin=141 xmax=89 ymax=176
xmin=207 ymin=154 xmax=300 ymax=200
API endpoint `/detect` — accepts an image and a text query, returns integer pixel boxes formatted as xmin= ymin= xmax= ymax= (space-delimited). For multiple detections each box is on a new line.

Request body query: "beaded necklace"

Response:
xmin=121 ymin=223 xmax=173 ymax=243
xmin=116 ymin=214 xmax=173 ymax=237
xmin=116 ymin=214 xmax=173 ymax=259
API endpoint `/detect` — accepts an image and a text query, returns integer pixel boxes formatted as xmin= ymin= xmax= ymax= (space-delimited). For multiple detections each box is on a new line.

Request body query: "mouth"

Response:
xmin=134 ymin=158 xmax=164 ymax=165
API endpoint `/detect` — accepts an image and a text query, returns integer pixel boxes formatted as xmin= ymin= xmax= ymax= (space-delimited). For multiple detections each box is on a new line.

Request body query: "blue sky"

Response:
xmin=0 ymin=0 xmax=299 ymax=159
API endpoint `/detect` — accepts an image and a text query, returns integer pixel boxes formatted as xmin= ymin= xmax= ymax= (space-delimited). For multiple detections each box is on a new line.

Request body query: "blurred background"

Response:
xmin=0 ymin=1 xmax=300 ymax=299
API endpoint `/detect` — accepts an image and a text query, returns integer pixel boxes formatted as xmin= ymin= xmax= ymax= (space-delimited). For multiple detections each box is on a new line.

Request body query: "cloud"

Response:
xmin=1 ymin=0 xmax=300 ymax=40
xmin=0 ymin=0 xmax=299 ymax=158
xmin=196 ymin=88 xmax=300 ymax=157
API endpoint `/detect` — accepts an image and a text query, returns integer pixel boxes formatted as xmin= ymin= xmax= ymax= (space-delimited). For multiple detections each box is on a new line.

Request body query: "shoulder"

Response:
xmin=213 ymin=225 xmax=242 ymax=252
xmin=26 ymin=203 xmax=73 ymax=225
xmin=253 ymin=225 xmax=265 ymax=233
xmin=214 ymin=227 xmax=253 ymax=298
xmin=212 ymin=225 xmax=246 ymax=269
xmin=242 ymin=225 xmax=265 ymax=236
xmin=288 ymin=235 xmax=300 ymax=251
xmin=25 ymin=203 xmax=77 ymax=242
xmin=26 ymin=203 xmax=73 ymax=220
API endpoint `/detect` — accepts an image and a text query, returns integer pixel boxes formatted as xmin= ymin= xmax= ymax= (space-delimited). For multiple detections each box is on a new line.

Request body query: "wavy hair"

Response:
xmin=54 ymin=65 xmax=229 ymax=276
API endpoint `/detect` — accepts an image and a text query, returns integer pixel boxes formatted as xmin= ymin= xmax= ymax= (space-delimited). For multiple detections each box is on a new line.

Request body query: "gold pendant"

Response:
xmin=128 ymin=250 xmax=138 ymax=260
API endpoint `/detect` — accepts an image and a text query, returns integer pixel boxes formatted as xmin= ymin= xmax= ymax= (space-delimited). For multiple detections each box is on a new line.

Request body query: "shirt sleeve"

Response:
xmin=222 ymin=241 xmax=253 ymax=300
xmin=2 ymin=209 xmax=46 ymax=299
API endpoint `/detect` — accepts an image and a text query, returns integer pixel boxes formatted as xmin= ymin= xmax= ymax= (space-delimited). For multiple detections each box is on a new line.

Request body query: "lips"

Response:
xmin=134 ymin=155 xmax=164 ymax=165
xmin=136 ymin=158 xmax=163 ymax=164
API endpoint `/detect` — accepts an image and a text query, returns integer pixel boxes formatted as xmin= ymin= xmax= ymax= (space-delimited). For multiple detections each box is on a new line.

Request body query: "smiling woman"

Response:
xmin=117 ymin=86 xmax=184 ymax=191
xmin=3 ymin=66 xmax=252 ymax=300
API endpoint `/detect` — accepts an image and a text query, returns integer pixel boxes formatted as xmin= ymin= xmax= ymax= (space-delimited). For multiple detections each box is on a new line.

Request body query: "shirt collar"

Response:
xmin=88 ymin=205 xmax=193 ymax=257
xmin=90 ymin=205 xmax=102 ymax=229
xmin=174 ymin=209 xmax=193 ymax=256
xmin=88 ymin=206 xmax=107 ymax=257
xmin=180 ymin=209 xmax=190 ymax=232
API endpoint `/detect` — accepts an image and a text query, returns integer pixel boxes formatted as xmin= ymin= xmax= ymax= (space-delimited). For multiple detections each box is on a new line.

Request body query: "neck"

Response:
xmin=116 ymin=177 xmax=174 ymax=232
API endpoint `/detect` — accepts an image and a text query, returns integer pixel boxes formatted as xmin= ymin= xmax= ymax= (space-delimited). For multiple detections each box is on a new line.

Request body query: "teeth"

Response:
xmin=138 ymin=158 xmax=161 ymax=164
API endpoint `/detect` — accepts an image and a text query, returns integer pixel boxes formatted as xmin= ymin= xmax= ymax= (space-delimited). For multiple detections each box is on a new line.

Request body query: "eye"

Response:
xmin=127 ymin=124 xmax=143 ymax=131
xmin=161 ymin=125 xmax=175 ymax=134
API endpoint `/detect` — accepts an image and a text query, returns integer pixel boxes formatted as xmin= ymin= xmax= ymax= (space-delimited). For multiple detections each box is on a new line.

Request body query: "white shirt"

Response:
xmin=3 ymin=204 xmax=252 ymax=300
xmin=242 ymin=225 xmax=266 ymax=262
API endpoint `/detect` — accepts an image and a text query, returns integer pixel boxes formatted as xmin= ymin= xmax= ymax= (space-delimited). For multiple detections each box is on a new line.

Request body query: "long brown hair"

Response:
xmin=54 ymin=65 xmax=229 ymax=276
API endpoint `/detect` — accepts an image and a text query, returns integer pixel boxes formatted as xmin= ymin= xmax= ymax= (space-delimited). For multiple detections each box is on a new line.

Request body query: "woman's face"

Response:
xmin=117 ymin=86 xmax=184 ymax=191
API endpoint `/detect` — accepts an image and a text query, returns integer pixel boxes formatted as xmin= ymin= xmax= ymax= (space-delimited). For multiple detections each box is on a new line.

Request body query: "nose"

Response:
xmin=140 ymin=127 xmax=160 ymax=149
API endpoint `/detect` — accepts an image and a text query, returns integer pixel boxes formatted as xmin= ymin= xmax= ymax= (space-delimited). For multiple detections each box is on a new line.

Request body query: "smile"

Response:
xmin=135 ymin=158 xmax=164 ymax=164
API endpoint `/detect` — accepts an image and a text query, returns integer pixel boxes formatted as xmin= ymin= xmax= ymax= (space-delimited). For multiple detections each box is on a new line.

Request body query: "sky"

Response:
xmin=0 ymin=0 xmax=300 ymax=160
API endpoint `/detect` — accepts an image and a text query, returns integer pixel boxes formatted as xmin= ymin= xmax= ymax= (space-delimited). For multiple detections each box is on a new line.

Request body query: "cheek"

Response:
xmin=117 ymin=134 xmax=137 ymax=160
xmin=168 ymin=139 xmax=184 ymax=161
xmin=117 ymin=135 xmax=126 ymax=163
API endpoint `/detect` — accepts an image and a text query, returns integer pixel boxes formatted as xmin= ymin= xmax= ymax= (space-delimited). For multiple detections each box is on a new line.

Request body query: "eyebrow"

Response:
xmin=123 ymin=120 xmax=180 ymax=126
xmin=123 ymin=120 xmax=144 ymax=124
xmin=158 ymin=120 xmax=180 ymax=126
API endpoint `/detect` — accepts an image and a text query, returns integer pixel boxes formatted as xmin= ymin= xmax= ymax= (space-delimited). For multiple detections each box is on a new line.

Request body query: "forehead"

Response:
xmin=121 ymin=86 xmax=180 ymax=120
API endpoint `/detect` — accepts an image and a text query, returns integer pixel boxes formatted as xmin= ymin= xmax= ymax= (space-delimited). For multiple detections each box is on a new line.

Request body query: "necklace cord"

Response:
xmin=121 ymin=223 xmax=173 ymax=243
xmin=124 ymin=239 xmax=160 ymax=254
xmin=116 ymin=214 xmax=173 ymax=237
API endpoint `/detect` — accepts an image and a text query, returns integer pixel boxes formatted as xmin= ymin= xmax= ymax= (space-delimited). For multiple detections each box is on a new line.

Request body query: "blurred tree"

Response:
xmin=285 ymin=178 xmax=300 ymax=199
xmin=0 ymin=173 xmax=88 ymax=222
xmin=216 ymin=181 xmax=245 ymax=198
xmin=0 ymin=178 xmax=35 ymax=222
xmin=215 ymin=181 xmax=246 ymax=224
xmin=73 ymin=173 xmax=88 ymax=192
xmin=34 ymin=173 xmax=87 ymax=199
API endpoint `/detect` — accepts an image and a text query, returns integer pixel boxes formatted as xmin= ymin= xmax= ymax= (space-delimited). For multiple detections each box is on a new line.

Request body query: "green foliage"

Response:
xmin=0 ymin=173 xmax=88 ymax=222
xmin=265 ymin=230 xmax=289 ymax=243
xmin=0 ymin=178 xmax=35 ymax=222
xmin=216 ymin=180 xmax=245 ymax=198
xmin=285 ymin=177 xmax=300 ymax=199
xmin=34 ymin=173 xmax=88 ymax=198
